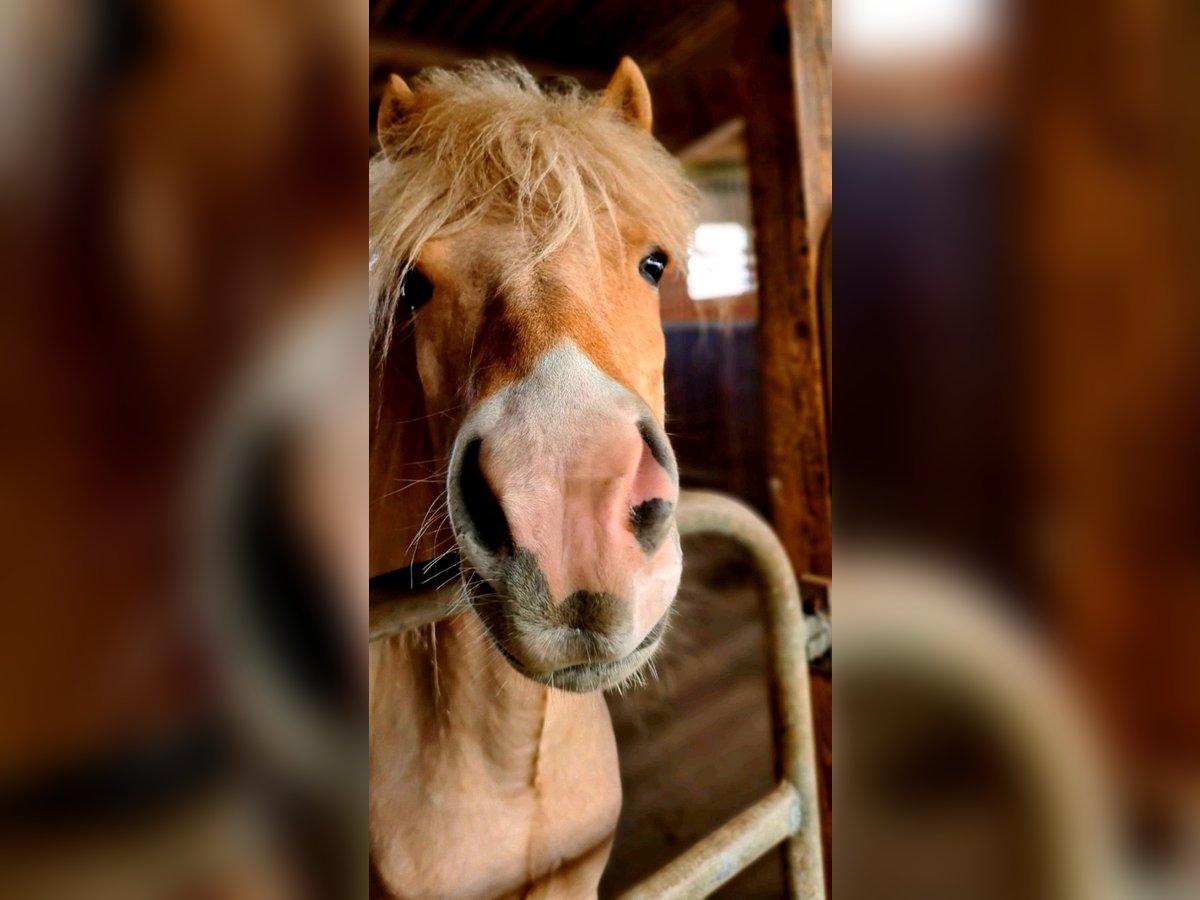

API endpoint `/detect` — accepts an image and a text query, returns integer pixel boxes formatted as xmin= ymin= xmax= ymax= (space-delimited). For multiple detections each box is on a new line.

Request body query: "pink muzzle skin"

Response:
xmin=448 ymin=342 xmax=681 ymax=681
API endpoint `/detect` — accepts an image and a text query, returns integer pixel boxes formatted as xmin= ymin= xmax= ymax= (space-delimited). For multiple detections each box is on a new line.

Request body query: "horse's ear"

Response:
xmin=599 ymin=57 xmax=652 ymax=134
xmin=377 ymin=74 xmax=415 ymax=157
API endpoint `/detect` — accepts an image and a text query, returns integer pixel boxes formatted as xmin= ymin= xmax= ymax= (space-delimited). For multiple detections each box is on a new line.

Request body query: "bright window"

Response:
xmin=687 ymin=222 xmax=754 ymax=301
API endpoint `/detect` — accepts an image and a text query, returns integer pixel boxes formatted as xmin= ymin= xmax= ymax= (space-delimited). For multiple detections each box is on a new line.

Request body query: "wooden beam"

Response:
xmin=639 ymin=3 xmax=740 ymax=80
xmin=790 ymin=0 xmax=833 ymax=257
xmin=736 ymin=0 xmax=832 ymax=580
xmin=369 ymin=36 xmax=473 ymax=78
xmin=736 ymin=6 xmax=833 ymax=891
xmin=369 ymin=35 xmax=609 ymax=88
xmin=677 ymin=117 xmax=746 ymax=166
xmin=369 ymin=0 xmax=402 ymax=28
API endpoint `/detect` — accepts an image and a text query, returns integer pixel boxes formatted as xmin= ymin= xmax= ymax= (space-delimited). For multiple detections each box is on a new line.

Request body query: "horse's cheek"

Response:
xmin=413 ymin=328 xmax=449 ymax=412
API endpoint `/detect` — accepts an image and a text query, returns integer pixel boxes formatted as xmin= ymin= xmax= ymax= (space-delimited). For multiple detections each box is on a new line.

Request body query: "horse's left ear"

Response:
xmin=377 ymin=74 xmax=415 ymax=157
xmin=600 ymin=57 xmax=652 ymax=134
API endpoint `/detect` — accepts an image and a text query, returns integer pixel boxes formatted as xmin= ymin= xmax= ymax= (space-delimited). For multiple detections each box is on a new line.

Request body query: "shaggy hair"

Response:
xmin=369 ymin=61 xmax=698 ymax=352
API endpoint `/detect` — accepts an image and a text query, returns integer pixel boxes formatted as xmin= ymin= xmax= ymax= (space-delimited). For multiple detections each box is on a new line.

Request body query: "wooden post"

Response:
xmin=737 ymin=0 xmax=832 ymax=580
xmin=737 ymin=3 xmax=833 ymax=894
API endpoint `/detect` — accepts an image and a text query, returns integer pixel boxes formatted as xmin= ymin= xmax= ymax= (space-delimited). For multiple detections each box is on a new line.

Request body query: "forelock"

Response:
xmin=369 ymin=61 xmax=698 ymax=353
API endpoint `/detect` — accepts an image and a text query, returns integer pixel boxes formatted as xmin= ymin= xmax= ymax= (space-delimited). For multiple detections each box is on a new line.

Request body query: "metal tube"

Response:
xmin=673 ymin=490 xmax=825 ymax=899
xmin=617 ymin=781 xmax=801 ymax=900
xmin=369 ymin=585 xmax=455 ymax=640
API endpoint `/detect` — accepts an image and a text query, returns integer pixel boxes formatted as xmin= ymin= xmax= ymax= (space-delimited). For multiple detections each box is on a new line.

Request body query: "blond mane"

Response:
xmin=369 ymin=61 xmax=698 ymax=351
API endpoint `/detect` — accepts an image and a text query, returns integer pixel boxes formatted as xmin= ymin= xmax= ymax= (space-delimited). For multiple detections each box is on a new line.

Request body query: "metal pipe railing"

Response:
xmin=623 ymin=490 xmax=825 ymax=899
xmin=369 ymin=584 xmax=455 ymax=638
xmin=618 ymin=780 xmax=801 ymax=899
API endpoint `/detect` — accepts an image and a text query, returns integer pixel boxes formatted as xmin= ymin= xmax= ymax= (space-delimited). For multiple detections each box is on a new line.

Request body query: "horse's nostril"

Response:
xmin=630 ymin=498 xmax=674 ymax=553
xmin=458 ymin=439 xmax=513 ymax=554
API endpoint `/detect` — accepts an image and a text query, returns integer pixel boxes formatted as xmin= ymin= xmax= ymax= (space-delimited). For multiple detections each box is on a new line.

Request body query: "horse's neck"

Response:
xmin=369 ymin=337 xmax=621 ymax=895
xmin=369 ymin=602 xmax=622 ymax=897
xmin=386 ymin=608 xmax=553 ymax=771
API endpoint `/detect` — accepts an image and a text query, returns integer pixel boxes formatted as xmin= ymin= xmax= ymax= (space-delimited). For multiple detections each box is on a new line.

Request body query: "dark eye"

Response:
xmin=638 ymin=249 xmax=668 ymax=286
xmin=400 ymin=268 xmax=433 ymax=312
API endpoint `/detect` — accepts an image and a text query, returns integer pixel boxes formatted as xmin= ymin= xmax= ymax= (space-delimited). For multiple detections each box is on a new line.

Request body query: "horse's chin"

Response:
xmin=480 ymin=611 xmax=670 ymax=694
xmin=505 ymin=640 xmax=663 ymax=693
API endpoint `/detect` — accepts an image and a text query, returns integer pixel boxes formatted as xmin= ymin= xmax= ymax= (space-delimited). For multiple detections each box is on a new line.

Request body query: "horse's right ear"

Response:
xmin=377 ymin=74 xmax=415 ymax=157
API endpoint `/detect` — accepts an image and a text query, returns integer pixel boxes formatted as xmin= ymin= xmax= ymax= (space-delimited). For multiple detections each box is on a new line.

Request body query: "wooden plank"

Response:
xmin=789 ymin=0 xmax=833 ymax=257
xmin=370 ymin=0 xmax=402 ymax=27
xmin=368 ymin=36 xmax=465 ymax=79
xmin=676 ymin=117 xmax=746 ymax=167
xmin=368 ymin=36 xmax=609 ymax=89
xmin=736 ymin=0 xmax=832 ymax=580
xmin=736 ymin=3 xmax=833 ymax=894
xmin=638 ymin=3 xmax=740 ymax=79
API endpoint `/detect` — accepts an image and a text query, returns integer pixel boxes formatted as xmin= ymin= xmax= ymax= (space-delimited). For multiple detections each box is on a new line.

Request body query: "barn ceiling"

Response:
xmin=369 ymin=0 xmax=743 ymax=154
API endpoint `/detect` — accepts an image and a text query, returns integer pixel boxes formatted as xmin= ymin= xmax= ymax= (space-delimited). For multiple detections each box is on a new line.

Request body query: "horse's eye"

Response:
xmin=638 ymin=249 xmax=668 ymax=287
xmin=400 ymin=269 xmax=433 ymax=312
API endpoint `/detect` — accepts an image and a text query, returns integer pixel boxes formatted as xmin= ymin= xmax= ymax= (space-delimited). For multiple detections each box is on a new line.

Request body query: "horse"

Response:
xmin=368 ymin=58 xmax=697 ymax=897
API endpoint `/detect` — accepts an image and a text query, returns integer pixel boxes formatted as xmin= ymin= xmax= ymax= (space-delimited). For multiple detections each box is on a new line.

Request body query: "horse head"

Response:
xmin=370 ymin=59 xmax=696 ymax=692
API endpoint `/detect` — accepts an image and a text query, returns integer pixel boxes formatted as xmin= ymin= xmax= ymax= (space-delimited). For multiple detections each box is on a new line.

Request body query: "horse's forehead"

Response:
xmin=456 ymin=261 xmax=662 ymax=413
xmin=424 ymin=226 xmax=630 ymax=297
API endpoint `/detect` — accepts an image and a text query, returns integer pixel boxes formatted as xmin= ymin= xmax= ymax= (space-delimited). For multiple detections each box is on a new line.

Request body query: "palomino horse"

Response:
xmin=369 ymin=59 xmax=697 ymax=896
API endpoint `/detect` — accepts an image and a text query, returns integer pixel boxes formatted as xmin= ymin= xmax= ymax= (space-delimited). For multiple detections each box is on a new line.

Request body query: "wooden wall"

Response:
xmin=664 ymin=323 xmax=768 ymax=514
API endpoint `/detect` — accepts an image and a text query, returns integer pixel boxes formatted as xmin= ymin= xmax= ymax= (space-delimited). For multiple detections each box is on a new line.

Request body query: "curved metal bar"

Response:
xmin=618 ymin=781 xmax=801 ymax=900
xmin=633 ymin=489 xmax=825 ymax=899
xmin=369 ymin=557 xmax=461 ymax=638
xmin=369 ymin=586 xmax=457 ymax=639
